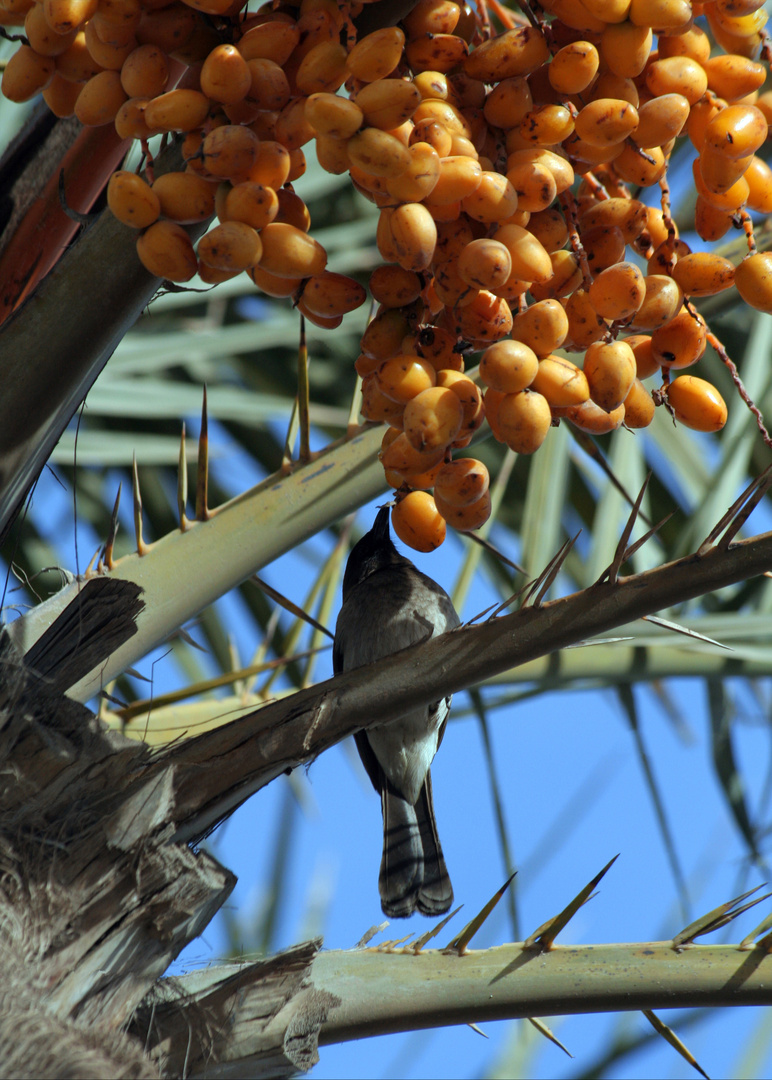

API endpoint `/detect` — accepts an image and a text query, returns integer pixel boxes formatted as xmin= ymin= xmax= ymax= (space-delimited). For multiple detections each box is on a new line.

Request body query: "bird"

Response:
xmin=333 ymin=504 xmax=459 ymax=918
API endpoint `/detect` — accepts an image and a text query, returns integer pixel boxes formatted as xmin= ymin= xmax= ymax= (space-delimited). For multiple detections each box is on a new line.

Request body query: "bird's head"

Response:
xmin=342 ymin=505 xmax=403 ymax=598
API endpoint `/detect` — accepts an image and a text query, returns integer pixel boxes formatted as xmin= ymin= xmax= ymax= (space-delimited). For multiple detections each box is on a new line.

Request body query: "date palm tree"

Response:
xmin=2 ymin=40 xmax=772 ymax=1080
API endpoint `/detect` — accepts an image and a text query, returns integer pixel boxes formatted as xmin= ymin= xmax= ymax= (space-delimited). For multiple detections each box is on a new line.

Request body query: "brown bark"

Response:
xmin=0 ymin=113 xmax=128 ymax=322
xmin=0 ymin=634 xmax=234 ymax=1077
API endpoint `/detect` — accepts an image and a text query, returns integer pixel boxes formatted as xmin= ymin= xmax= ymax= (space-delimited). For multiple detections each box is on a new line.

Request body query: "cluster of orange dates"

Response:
xmin=2 ymin=0 xmax=771 ymax=550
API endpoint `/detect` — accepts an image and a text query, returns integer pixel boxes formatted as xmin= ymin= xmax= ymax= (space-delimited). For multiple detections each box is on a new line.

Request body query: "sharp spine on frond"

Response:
xmin=527 ymin=1017 xmax=573 ymax=1058
xmin=178 ymin=421 xmax=189 ymax=531
xmin=355 ymin=922 xmax=389 ymax=949
xmin=444 ymin=872 xmax=516 ymax=956
xmin=598 ymin=473 xmax=651 ymax=585
xmin=84 ymin=547 xmax=100 ymax=577
xmin=739 ymin=908 xmax=772 ymax=950
xmin=525 ymin=533 xmax=579 ymax=609
xmin=383 ymin=933 xmax=414 ymax=952
xmin=99 ymin=483 xmax=122 ymax=572
xmin=282 ymin=399 xmax=300 ymax=472
xmin=196 ymin=386 xmax=210 ymax=522
xmin=252 ymin=575 xmax=335 ymax=641
xmin=716 ymin=467 xmax=772 ymax=552
xmin=374 ymin=938 xmax=397 ymax=951
xmin=467 ymin=1023 xmax=488 ymax=1038
xmin=753 ymin=924 xmax=772 ymax=952
xmin=132 ymin=454 xmax=148 ymax=556
xmin=484 ymin=579 xmax=533 ymax=622
xmin=642 ymin=615 xmax=730 ymax=649
xmin=618 ymin=511 xmax=674 ymax=567
xmin=524 ymin=855 xmax=619 ymax=951
xmin=698 ymin=465 xmax=772 ymax=555
xmin=643 ymin=1009 xmax=709 ymax=1080
xmin=298 ymin=315 xmax=311 ymax=464
xmin=466 ymin=601 xmax=499 ymax=624
xmin=672 ymin=884 xmax=771 ymax=949
xmin=411 ymin=906 xmax=462 ymax=954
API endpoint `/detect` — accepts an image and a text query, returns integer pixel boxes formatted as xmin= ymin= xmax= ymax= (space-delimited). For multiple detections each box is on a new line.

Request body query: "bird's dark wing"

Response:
xmin=412 ymin=567 xmax=462 ymax=632
xmin=354 ymin=728 xmax=382 ymax=794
